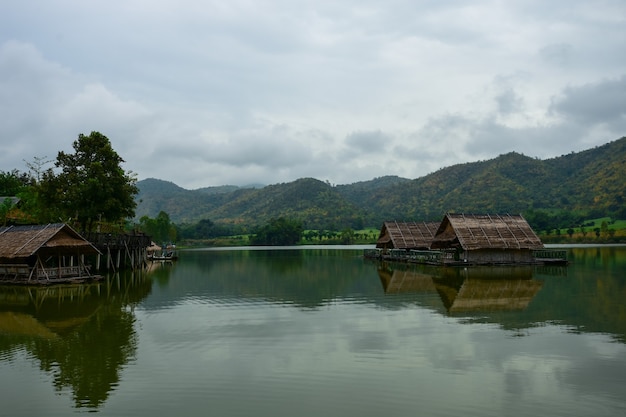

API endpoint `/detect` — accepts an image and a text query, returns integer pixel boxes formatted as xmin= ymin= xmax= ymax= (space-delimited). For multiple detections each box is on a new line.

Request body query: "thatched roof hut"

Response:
xmin=376 ymin=221 xmax=440 ymax=250
xmin=0 ymin=223 xmax=100 ymax=283
xmin=430 ymin=213 xmax=543 ymax=264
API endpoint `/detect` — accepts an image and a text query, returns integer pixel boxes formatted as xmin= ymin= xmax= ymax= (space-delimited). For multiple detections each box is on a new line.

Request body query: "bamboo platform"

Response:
xmin=364 ymin=248 xmax=568 ymax=266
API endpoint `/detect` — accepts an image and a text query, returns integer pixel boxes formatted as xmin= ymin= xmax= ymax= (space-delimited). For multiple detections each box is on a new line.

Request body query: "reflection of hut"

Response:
xmin=0 ymin=312 xmax=59 ymax=339
xmin=378 ymin=267 xmax=436 ymax=293
xmin=436 ymin=278 xmax=543 ymax=313
xmin=433 ymin=267 xmax=543 ymax=313
xmin=430 ymin=213 xmax=543 ymax=265
xmin=376 ymin=221 xmax=440 ymax=251
xmin=0 ymin=223 xmax=101 ymax=284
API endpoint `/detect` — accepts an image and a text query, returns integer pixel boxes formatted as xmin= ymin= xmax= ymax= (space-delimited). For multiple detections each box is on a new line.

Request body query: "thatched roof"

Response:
xmin=430 ymin=213 xmax=543 ymax=250
xmin=376 ymin=221 xmax=440 ymax=250
xmin=0 ymin=223 xmax=100 ymax=260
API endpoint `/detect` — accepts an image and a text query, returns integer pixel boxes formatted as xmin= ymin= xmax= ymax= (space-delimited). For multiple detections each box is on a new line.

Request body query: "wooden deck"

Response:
xmin=0 ymin=263 xmax=101 ymax=285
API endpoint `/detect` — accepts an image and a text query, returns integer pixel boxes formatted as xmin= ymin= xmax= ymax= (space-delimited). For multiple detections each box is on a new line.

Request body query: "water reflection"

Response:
xmin=434 ymin=267 xmax=543 ymax=313
xmin=377 ymin=263 xmax=546 ymax=312
xmin=375 ymin=254 xmax=626 ymax=342
xmin=0 ymin=270 xmax=152 ymax=409
xmin=1 ymin=246 xmax=625 ymax=416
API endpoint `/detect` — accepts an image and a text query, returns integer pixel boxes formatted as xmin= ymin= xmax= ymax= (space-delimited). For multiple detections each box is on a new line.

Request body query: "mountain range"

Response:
xmin=135 ymin=136 xmax=626 ymax=229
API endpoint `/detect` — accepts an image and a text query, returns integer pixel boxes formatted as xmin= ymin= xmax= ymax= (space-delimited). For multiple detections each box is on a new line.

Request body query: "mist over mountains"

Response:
xmin=136 ymin=137 xmax=626 ymax=229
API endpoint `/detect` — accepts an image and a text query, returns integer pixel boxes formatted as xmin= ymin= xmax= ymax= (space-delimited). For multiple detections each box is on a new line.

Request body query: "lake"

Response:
xmin=1 ymin=245 xmax=625 ymax=417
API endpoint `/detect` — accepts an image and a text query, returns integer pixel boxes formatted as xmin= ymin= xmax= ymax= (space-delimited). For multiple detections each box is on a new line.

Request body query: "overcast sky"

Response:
xmin=1 ymin=1 xmax=625 ymax=189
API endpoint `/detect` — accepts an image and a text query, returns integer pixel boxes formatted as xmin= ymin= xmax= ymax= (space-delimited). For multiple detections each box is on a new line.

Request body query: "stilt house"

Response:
xmin=429 ymin=213 xmax=544 ymax=264
xmin=0 ymin=223 xmax=100 ymax=283
xmin=376 ymin=221 xmax=440 ymax=251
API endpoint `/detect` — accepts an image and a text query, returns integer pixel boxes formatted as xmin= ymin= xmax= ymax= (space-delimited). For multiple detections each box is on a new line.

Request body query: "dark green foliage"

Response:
xmin=38 ymin=132 xmax=138 ymax=232
xmin=250 ymin=217 xmax=303 ymax=245
xmin=523 ymin=209 xmax=588 ymax=232
xmin=139 ymin=211 xmax=176 ymax=243
xmin=177 ymin=218 xmax=238 ymax=239
xmin=0 ymin=170 xmax=30 ymax=195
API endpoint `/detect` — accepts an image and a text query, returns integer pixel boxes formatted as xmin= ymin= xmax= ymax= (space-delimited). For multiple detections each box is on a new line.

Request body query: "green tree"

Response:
xmin=340 ymin=228 xmax=355 ymax=244
xmin=38 ymin=132 xmax=138 ymax=232
xmin=601 ymin=221 xmax=609 ymax=237
xmin=0 ymin=169 xmax=30 ymax=195
xmin=251 ymin=217 xmax=303 ymax=245
xmin=139 ymin=211 xmax=176 ymax=243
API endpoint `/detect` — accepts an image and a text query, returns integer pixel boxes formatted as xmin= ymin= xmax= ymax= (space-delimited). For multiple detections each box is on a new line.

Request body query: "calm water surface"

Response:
xmin=1 ymin=245 xmax=625 ymax=416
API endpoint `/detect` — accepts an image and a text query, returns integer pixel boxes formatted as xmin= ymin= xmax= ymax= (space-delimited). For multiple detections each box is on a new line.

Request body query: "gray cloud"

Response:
xmin=0 ymin=1 xmax=625 ymax=188
xmin=549 ymin=75 xmax=626 ymax=128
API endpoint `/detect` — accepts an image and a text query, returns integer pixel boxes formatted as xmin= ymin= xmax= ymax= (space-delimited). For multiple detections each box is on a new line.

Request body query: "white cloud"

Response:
xmin=0 ymin=0 xmax=624 ymax=188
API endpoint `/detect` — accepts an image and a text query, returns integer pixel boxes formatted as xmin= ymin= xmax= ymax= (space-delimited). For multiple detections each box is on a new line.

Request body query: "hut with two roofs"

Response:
xmin=0 ymin=223 xmax=101 ymax=284
xmin=368 ymin=213 xmax=560 ymax=265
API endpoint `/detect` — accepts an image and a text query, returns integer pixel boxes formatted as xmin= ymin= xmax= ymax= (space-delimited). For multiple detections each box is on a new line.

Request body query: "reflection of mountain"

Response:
xmin=0 ymin=270 xmax=152 ymax=410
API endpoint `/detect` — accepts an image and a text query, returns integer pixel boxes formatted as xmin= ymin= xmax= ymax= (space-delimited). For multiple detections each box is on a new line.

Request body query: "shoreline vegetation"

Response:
xmin=3 ymin=134 xmax=625 ymax=251
xmin=175 ymin=222 xmax=626 ymax=248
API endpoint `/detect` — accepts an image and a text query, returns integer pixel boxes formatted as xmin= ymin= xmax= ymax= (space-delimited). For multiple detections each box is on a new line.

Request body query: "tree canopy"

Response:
xmin=139 ymin=211 xmax=177 ymax=244
xmin=250 ymin=217 xmax=303 ymax=245
xmin=38 ymin=132 xmax=138 ymax=232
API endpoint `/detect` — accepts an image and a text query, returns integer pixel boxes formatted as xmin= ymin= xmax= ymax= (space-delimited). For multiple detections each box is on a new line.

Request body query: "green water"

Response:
xmin=1 ymin=245 xmax=625 ymax=416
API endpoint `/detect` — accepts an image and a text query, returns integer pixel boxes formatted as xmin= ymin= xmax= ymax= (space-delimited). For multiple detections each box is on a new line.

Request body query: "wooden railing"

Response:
xmin=36 ymin=265 xmax=90 ymax=280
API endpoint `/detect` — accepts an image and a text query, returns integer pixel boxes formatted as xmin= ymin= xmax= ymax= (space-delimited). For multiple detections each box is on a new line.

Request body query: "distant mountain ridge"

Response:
xmin=135 ymin=137 xmax=626 ymax=228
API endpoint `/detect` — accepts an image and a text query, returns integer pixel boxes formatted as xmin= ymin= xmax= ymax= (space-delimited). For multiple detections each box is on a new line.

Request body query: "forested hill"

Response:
xmin=135 ymin=136 xmax=626 ymax=229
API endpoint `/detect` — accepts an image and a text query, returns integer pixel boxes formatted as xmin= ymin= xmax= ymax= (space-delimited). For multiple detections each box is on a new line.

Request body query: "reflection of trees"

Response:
xmin=146 ymin=248 xmax=626 ymax=344
xmin=0 ymin=270 xmax=152 ymax=410
xmin=157 ymin=249 xmax=380 ymax=309
xmin=32 ymin=306 xmax=137 ymax=408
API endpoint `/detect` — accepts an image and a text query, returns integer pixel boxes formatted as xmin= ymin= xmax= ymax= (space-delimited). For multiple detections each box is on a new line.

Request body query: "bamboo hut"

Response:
xmin=376 ymin=221 xmax=440 ymax=251
xmin=429 ymin=213 xmax=544 ymax=265
xmin=0 ymin=223 xmax=101 ymax=284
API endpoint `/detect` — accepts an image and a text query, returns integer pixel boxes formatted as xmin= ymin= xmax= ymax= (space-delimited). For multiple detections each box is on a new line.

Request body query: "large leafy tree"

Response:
xmin=39 ymin=132 xmax=138 ymax=232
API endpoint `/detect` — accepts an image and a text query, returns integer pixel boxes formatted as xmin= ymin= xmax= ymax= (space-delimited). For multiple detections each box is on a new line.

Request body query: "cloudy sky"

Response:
xmin=1 ymin=1 xmax=625 ymax=189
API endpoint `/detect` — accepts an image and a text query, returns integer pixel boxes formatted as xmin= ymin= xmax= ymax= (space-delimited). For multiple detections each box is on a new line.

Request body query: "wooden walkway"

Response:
xmin=83 ymin=231 xmax=152 ymax=271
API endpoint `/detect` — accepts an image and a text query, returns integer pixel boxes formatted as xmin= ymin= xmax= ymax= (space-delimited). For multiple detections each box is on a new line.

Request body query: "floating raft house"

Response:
xmin=365 ymin=213 xmax=567 ymax=266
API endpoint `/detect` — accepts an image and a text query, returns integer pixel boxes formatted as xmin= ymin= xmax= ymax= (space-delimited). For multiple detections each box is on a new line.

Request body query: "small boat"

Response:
xmin=147 ymin=243 xmax=178 ymax=262
xmin=148 ymin=251 xmax=178 ymax=261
